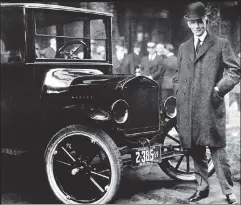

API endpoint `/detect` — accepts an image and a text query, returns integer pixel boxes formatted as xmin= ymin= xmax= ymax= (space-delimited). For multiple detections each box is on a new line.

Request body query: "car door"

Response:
xmin=1 ymin=6 xmax=36 ymax=148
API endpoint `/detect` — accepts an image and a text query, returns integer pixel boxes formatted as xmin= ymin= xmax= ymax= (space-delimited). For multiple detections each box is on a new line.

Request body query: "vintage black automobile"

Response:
xmin=1 ymin=3 xmax=215 ymax=204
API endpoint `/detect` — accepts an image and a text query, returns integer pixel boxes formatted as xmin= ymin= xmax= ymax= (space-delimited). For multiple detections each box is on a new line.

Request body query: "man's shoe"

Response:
xmin=226 ymin=194 xmax=239 ymax=204
xmin=188 ymin=188 xmax=209 ymax=202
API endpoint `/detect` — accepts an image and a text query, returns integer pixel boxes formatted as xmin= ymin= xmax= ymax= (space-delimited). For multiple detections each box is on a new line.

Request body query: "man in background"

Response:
xmin=35 ymin=37 xmax=56 ymax=58
xmin=156 ymin=42 xmax=166 ymax=59
xmin=90 ymin=39 xmax=97 ymax=59
xmin=93 ymin=45 xmax=106 ymax=60
xmin=124 ymin=41 xmax=142 ymax=74
xmin=112 ymin=37 xmax=128 ymax=74
xmin=141 ymin=41 xmax=165 ymax=100
xmin=161 ymin=43 xmax=177 ymax=101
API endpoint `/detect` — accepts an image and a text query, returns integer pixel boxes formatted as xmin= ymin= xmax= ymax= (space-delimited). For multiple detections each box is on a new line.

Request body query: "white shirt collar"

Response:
xmin=166 ymin=52 xmax=174 ymax=57
xmin=194 ymin=31 xmax=207 ymax=48
xmin=149 ymin=53 xmax=156 ymax=61
xmin=134 ymin=50 xmax=140 ymax=56
xmin=116 ymin=50 xmax=124 ymax=61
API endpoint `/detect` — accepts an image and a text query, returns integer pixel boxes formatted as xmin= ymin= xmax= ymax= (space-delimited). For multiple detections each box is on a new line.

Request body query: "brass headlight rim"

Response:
xmin=111 ymin=99 xmax=129 ymax=124
xmin=163 ymin=96 xmax=177 ymax=119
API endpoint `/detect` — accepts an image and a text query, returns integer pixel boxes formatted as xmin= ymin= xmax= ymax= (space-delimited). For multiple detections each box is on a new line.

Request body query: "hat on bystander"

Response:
xmin=147 ymin=42 xmax=156 ymax=48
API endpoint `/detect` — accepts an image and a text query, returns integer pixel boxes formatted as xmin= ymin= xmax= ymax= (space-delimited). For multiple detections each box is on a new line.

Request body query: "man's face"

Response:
xmin=156 ymin=44 xmax=165 ymax=55
xmin=187 ymin=17 xmax=207 ymax=37
xmin=116 ymin=45 xmax=125 ymax=55
xmin=134 ymin=47 xmax=141 ymax=55
xmin=147 ymin=45 xmax=156 ymax=55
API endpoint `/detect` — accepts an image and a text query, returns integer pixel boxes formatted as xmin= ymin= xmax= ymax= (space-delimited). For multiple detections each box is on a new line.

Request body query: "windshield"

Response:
xmin=34 ymin=9 xmax=107 ymax=61
xmin=1 ymin=7 xmax=25 ymax=63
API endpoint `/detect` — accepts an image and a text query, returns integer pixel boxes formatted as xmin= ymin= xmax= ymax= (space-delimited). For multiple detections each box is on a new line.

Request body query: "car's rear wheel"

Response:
xmin=44 ymin=125 xmax=122 ymax=204
xmin=159 ymin=125 xmax=215 ymax=181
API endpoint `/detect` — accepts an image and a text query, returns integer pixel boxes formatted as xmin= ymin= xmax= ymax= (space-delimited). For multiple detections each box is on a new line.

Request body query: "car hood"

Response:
xmin=43 ymin=68 xmax=131 ymax=93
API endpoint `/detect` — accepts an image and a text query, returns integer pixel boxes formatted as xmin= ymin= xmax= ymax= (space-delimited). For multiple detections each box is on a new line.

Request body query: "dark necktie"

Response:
xmin=196 ymin=38 xmax=201 ymax=54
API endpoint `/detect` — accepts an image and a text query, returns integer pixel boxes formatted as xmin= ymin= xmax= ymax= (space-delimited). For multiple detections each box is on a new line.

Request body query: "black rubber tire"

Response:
xmin=44 ymin=125 xmax=122 ymax=204
xmin=159 ymin=126 xmax=215 ymax=181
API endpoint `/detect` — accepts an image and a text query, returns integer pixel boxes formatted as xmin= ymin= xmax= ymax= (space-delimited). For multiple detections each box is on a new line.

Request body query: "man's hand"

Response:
xmin=214 ymin=86 xmax=224 ymax=98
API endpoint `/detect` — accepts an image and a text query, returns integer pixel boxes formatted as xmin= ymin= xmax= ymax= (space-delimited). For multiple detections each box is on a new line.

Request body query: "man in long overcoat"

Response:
xmin=173 ymin=2 xmax=240 ymax=204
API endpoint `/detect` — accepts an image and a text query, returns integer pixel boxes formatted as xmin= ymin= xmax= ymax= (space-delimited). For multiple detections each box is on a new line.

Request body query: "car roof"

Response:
xmin=0 ymin=3 xmax=113 ymax=17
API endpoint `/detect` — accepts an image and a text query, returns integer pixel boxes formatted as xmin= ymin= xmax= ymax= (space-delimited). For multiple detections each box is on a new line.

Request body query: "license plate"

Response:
xmin=131 ymin=145 xmax=161 ymax=166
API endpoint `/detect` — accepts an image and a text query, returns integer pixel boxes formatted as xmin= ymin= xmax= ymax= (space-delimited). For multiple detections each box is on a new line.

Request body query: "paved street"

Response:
xmin=1 ymin=152 xmax=240 ymax=204
xmin=1 ymin=107 xmax=240 ymax=204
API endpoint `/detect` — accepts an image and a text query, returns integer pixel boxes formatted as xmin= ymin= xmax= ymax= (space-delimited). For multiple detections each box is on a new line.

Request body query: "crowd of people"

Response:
xmin=112 ymin=37 xmax=240 ymax=109
xmin=112 ymin=37 xmax=177 ymax=102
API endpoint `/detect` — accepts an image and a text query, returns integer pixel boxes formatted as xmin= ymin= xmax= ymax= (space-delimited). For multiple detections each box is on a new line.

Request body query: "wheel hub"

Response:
xmin=71 ymin=160 xmax=91 ymax=176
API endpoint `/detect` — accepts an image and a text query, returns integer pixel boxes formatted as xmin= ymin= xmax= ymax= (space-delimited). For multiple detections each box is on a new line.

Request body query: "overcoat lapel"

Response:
xmin=195 ymin=34 xmax=215 ymax=62
xmin=186 ymin=38 xmax=195 ymax=62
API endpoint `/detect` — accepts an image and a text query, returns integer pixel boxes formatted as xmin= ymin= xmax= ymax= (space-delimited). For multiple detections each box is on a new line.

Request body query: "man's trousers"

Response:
xmin=189 ymin=146 xmax=234 ymax=195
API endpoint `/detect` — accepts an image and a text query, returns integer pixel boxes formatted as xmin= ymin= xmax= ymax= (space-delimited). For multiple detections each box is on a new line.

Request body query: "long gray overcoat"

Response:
xmin=173 ymin=34 xmax=240 ymax=148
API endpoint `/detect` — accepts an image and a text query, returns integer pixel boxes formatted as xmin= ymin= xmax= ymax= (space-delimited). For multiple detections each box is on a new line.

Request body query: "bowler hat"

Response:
xmin=184 ymin=2 xmax=210 ymax=21
xmin=147 ymin=42 xmax=156 ymax=48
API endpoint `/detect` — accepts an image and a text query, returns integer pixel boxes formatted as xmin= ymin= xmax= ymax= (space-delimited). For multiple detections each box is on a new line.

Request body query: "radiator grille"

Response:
xmin=122 ymin=86 xmax=160 ymax=135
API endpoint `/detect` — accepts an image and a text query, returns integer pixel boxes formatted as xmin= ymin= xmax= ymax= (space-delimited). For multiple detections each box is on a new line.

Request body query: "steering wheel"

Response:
xmin=56 ymin=40 xmax=88 ymax=59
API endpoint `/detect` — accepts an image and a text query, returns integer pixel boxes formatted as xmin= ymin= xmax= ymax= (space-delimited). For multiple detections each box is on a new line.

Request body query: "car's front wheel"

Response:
xmin=44 ymin=125 xmax=122 ymax=204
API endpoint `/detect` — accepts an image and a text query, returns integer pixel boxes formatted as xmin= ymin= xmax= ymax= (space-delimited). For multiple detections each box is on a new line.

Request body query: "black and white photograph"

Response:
xmin=1 ymin=1 xmax=240 ymax=204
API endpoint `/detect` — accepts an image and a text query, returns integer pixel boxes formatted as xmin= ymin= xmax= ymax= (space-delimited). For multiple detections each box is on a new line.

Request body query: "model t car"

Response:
xmin=1 ymin=3 xmax=215 ymax=204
